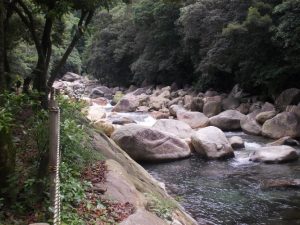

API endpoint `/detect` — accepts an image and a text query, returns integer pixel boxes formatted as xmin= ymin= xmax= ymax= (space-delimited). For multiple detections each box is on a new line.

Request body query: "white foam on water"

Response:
xmin=231 ymin=151 xmax=252 ymax=167
xmin=244 ymin=142 xmax=261 ymax=150
xmin=137 ymin=115 xmax=157 ymax=127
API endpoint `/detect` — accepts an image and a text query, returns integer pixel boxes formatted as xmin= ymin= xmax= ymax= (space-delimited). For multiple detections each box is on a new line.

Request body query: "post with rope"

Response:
xmin=49 ymin=88 xmax=61 ymax=225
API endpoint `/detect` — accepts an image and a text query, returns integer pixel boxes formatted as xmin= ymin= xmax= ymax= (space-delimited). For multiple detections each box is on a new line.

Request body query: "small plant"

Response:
xmin=145 ymin=193 xmax=176 ymax=221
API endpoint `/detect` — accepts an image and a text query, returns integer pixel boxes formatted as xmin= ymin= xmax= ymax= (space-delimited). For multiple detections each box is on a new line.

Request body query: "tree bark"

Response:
xmin=0 ymin=0 xmax=5 ymax=92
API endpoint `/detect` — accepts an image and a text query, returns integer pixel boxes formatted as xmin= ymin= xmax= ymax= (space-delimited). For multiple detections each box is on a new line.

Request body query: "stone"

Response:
xmin=93 ymin=120 xmax=115 ymax=137
xmin=152 ymin=119 xmax=194 ymax=139
xmin=261 ymin=102 xmax=275 ymax=112
xmin=267 ymin=136 xmax=300 ymax=147
xmin=204 ymin=90 xmax=219 ymax=97
xmin=229 ymin=136 xmax=245 ymax=149
xmin=209 ymin=110 xmax=246 ymax=131
xmin=104 ymin=160 xmax=146 ymax=207
xmin=112 ymin=94 xmax=148 ymax=112
xmin=91 ymin=97 xmax=109 ymax=106
xmin=249 ymin=102 xmax=263 ymax=113
xmin=275 ymin=88 xmax=300 ymax=111
xmin=86 ymin=105 xmax=106 ymax=121
xmin=250 ymin=146 xmax=298 ymax=163
xmin=169 ymin=105 xmax=185 ymax=117
xmin=137 ymin=106 xmax=150 ymax=112
xmin=168 ymin=97 xmax=183 ymax=108
xmin=150 ymin=111 xmax=170 ymax=119
xmin=190 ymin=97 xmax=204 ymax=112
xmin=222 ymin=97 xmax=240 ymax=110
xmin=260 ymin=179 xmax=300 ymax=189
xmin=111 ymin=124 xmax=191 ymax=162
xmin=177 ymin=111 xmax=209 ymax=129
xmin=240 ymin=110 xmax=262 ymax=135
xmin=262 ymin=112 xmax=300 ymax=139
xmin=191 ymin=126 xmax=234 ymax=159
xmin=61 ymin=72 xmax=81 ymax=82
xmin=255 ymin=111 xmax=277 ymax=124
xmin=236 ymin=103 xmax=251 ymax=115
xmin=112 ymin=117 xmax=136 ymax=125
xmin=203 ymin=101 xmax=222 ymax=118
xmin=120 ymin=209 xmax=167 ymax=225
xmin=149 ymin=96 xmax=170 ymax=110
xmin=286 ymin=105 xmax=300 ymax=118
xmin=89 ymin=86 xmax=113 ymax=99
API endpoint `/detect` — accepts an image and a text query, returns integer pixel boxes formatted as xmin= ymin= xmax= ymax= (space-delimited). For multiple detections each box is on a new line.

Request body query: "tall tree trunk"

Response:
xmin=0 ymin=0 xmax=15 ymax=193
xmin=0 ymin=0 xmax=5 ymax=92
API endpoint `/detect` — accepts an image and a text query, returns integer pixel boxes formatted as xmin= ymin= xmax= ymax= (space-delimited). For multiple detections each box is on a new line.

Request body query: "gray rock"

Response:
xmin=152 ymin=119 xmax=194 ymax=139
xmin=240 ymin=110 xmax=262 ymax=135
xmin=111 ymin=124 xmax=191 ymax=162
xmin=190 ymin=97 xmax=204 ymax=112
xmin=209 ymin=110 xmax=246 ymax=131
xmin=61 ymin=72 xmax=81 ymax=82
xmin=191 ymin=126 xmax=234 ymax=159
xmin=222 ymin=97 xmax=240 ymax=110
xmin=250 ymin=145 xmax=298 ymax=163
xmin=262 ymin=112 xmax=300 ymax=139
xmin=255 ymin=111 xmax=277 ymax=124
xmin=177 ymin=111 xmax=209 ymax=129
xmin=275 ymin=88 xmax=300 ymax=111
xmin=203 ymin=101 xmax=222 ymax=118
xmin=229 ymin=136 xmax=245 ymax=149
xmin=267 ymin=136 xmax=300 ymax=147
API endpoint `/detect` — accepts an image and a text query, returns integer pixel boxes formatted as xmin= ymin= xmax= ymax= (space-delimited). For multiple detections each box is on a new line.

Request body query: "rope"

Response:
xmin=53 ymin=105 xmax=61 ymax=225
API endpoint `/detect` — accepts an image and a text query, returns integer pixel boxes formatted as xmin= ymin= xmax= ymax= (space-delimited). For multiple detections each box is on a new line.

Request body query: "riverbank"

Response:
xmin=53 ymin=72 xmax=300 ymax=224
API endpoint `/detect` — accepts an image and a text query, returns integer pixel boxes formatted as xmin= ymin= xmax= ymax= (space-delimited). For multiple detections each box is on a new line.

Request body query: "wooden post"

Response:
xmin=48 ymin=91 xmax=59 ymax=216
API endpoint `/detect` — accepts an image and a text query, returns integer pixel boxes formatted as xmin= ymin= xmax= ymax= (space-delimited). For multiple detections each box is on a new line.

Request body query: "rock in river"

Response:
xmin=152 ymin=119 xmax=194 ymax=139
xmin=111 ymin=124 xmax=191 ymax=162
xmin=177 ymin=110 xmax=209 ymax=129
xmin=250 ymin=145 xmax=299 ymax=163
xmin=209 ymin=110 xmax=245 ymax=131
xmin=191 ymin=126 xmax=234 ymax=159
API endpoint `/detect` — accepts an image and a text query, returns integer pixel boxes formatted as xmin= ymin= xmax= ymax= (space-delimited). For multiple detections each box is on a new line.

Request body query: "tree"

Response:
xmin=9 ymin=0 xmax=114 ymax=107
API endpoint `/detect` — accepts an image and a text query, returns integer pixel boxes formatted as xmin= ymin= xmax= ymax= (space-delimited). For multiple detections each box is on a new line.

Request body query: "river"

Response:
xmin=103 ymin=109 xmax=300 ymax=225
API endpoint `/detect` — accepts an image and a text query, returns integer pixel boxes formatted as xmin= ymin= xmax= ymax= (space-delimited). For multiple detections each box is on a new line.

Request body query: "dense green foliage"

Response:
xmin=0 ymin=94 xmax=105 ymax=224
xmin=85 ymin=0 xmax=300 ymax=95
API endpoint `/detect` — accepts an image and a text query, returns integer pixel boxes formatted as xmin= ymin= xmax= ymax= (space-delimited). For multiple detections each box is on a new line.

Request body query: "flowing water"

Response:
xmin=143 ymin=132 xmax=300 ymax=225
xmin=100 ymin=107 xmax=300 ymax=225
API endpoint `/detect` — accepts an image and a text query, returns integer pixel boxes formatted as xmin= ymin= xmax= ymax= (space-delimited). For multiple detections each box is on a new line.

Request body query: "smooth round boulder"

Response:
xmin=267 ymin=136 xmax=300 ymax=147
xmin=93 ymin=120 xmax=115 ymax=137
xmin=190 ymin=97 xmax=204 ymax=112
xmin=240 ymin=110 xmax=262 ymax=135
xmin=152 ymin=119 xmax=194 ymax=139
xmin=275 ymin=88 xmax=300 ymax=111
xmin=203 ymin=101 xmax=222 ymax=118
xmin=250 ymin=146 xmax=298 ymax=163
xmin=222 ymin=97 xmax=240 ymax=110
xmin=191 ymin=126 xmax=234 ymax=159
xmin=177 ymin=111 xmax=209 ymax=129
xmin=169 ymin=105 xmax=184 ymax=117
xmin=229 ymin=136 xmax=245 ymax=149
xmin=111 ymin=124 xmax=191 ymax=162
xmin=86 ymin=105 xmax=106 ymax=121
xmin=255 ymin=111 xmax=276 ymax=124
xmin=262 ymin=112 xmax=300 ymax=139
xmin=209 ymin=110 xmax=246 ymax=131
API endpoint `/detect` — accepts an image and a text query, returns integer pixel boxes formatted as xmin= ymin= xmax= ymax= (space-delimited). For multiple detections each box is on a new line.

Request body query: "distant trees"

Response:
xmin=85 ymin=0 xmax=300 ymax=95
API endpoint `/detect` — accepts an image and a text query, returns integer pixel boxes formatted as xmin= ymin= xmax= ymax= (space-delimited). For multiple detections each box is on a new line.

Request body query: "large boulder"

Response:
xmin=240 ymin=110 xmax=262 ymax=135
xmin=149 ymin=96 xmax=170 ymax=111
xmin=61 ymin=72 xmax=81 ymax=82
xmin=286 ymin=105 xmax=300 ymax=118
xmin=86 ymin=105 xmax=106 ymax=121
xmin=111 ymin=124 xmax=191 ymax=162
xmin=221 ymin=97 xmax=240 ymax=110
xmin=89 ymin=86 xmax=113 ymax=99
xmin=250 ymin=146 xmax=298 ymax=163
xmin=262 ymin=112 xmax=300 ymax=139
xmin=169 ymin=105 xmax=185 ymax=117
xmin=255 ymin=111 xmax=277 ymax=124
xmin=93 ymin=120 xmax=115 ymax=137
xmin=203 ymin=101 xmax=222 ymax=118
xmin=120 ymin=209 xmax=167 ymax=225
xmin=190 ymin=97 xmax=204 ymax=112
xmin=152 ymin=119 xmax=194 ymax=139
xmin=177 ymin=111 xmax=209 ymax=129
xmin=236 ymin=103 xmax=251 ymax=115
xmin=209 ymin=110 xmax=246 ymax=131
xmin=267 ymin=136 xmax=300 ymax=147
xmin=275 ymin=88 xmax=300 ymax=111
xmin=191 ymin=126 xmax=234 ymax=159
xmin=112 ymin=94 xmax=148 ymax=112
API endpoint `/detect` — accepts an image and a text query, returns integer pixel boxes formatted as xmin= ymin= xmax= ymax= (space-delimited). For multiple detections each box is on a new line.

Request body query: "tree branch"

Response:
xmin=47 ymin=10 xmax=95 ymax=89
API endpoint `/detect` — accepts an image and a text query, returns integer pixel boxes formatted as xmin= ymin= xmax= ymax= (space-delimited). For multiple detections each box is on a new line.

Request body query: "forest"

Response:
xmin=1 ymin=0 xmax=300 ymax=225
